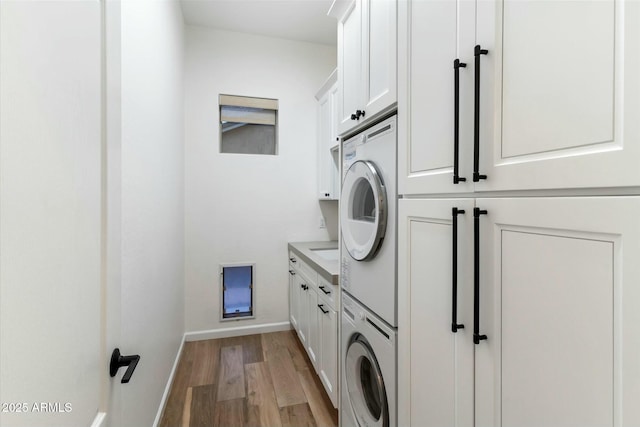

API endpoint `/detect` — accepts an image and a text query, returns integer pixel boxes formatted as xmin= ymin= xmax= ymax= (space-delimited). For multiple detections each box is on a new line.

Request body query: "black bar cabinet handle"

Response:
xmin=473 ymin=45 xmax=488 ymax=182
xmin=289 ymin=257 xmax=297 ymax=263
xmin=473 ymin=208 xmax=488 ymax=344
xmin=453 ymin=59 xmax=467 ymax=184
xmin=318 ymin=304 xmax=329 ymax=314
xmin=289 ymin=270 xmax=295 ymax=276
xmin=319 ymin=285 xmax=331 ymax=295
xmin=452 ymin=208 xmax=465 ymax=332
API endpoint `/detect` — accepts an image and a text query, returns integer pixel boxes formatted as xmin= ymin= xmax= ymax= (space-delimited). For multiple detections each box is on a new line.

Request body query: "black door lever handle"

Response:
xmin=110 ymin=348 xmax=140 ymax=384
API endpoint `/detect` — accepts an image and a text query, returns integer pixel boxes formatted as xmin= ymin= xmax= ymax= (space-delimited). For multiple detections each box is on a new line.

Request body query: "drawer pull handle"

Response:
xmin=318 ymin=304 xmax=329 ymax=314
xmin=473 ymin=45 xmax=489 ymax=182
xmin=319 ymin=285 xmax=331 ymax=295
xmin=452 ymin=207 xmax=465 ymax=333
xmin=473 ymin=207 xmax=488 ymax=344
xmin=453 ymin=59 xmax=467 ymax=184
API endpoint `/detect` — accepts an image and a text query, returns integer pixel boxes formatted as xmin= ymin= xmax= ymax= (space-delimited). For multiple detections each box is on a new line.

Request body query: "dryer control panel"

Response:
xmin=342 ymin=135 xmax=361 ymax=180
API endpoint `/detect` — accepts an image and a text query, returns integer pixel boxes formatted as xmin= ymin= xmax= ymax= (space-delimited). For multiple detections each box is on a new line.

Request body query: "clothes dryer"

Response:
xmin=340 ymin=115 xmax=397 ymax=326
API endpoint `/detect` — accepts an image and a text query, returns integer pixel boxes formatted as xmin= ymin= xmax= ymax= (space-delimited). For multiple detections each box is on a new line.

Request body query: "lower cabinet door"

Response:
xmin=296 ymin=275 xmax=309 ymax=346
xmin=319 ymin=303 xmax=338 ymax=407
xmin=475 ymin=197 xmax=640 ymax=427
xmin=289 ymin=271 xmax=298 ymax=330
xmin=307 ymin=288 xmax=320 ymax=370
xmin=398 ymin=198 xmax=475 ymax=427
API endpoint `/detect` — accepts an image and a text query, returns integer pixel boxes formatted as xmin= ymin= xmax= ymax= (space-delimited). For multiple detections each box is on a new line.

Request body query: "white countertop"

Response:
xmin=288 ymin=241 xmax=339 ymax=285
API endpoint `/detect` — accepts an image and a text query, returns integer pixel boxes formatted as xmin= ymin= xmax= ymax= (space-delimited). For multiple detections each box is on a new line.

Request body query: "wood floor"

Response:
xmin=159 ymin=330 xmax=339 ymax=427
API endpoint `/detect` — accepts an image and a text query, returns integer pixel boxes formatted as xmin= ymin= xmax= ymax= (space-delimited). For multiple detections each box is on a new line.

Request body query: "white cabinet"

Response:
xmin=476 ymin=0 xmax=640 ymax=191
xmin=475 ymin=197 xmax=640 ymax=426
xmin=318 ymin=298 xmax=338 ymax=407
xmin=397 ymin=0 xmax=474 ymax=195
xmin=297 ymin=270 xmax=316 ymax=348
xmin=397 ymin=198 xmax=475 ymax=427
xmin=335 ymin=0 xmax=397 ymax=135
xmin=399 ymin=197 xmax=640 ymax=426
xmin=397 ymin=1 xmax=640 ymax=424
xmin=399 ymin=0 xmax=640 ymax=194
xmin=287 ymin=250 xmax=340 ymax=408
xmin=289 ymin=252 xmax=315 ymax=348
xmin=316 ymin=70 xmax=340 ymax=200
xmin=288 ymin=267 xmax=298 ymax=330
xmin=336 ymin=0 xmax=362 ymax=134
xmin=362 ymin=0 xmax=396 ymax=123
xmin=294 ymin=274 xmax=309 ymax=346
xmin=291 ymin=265 xmax=312 ymax=347
xmin=317 ymin=276 xmax=338 ymax=407
xmin=306 ymin=283 xmax=320 ymax=369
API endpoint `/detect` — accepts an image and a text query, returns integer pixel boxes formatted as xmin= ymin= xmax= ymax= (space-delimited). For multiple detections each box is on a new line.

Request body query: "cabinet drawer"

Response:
xmin=288 ymin=251 xmax=299 ymax=269
xmin=298 ymin=258 xmax=318 ymax=287
xmin=317 ymin=275 xmax=338 ymax=311
xmin=297 ymin=269 xmax=316 ymax=292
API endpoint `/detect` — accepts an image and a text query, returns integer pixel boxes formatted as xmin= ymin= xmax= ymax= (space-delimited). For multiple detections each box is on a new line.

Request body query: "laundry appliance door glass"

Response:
xmin=340 ymin=160 xmax=387 ymax=261
xmin=345 ymin=335 xmax=389 ymax=427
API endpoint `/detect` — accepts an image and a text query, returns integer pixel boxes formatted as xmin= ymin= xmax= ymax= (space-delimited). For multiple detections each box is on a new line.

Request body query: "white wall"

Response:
xmin=0 ymin=3 xmax=103 ymax=426
xmin=185 ymin=26 xmax=337 ymax=333
xmin=120 ymin=2 xmax=184 ymax=426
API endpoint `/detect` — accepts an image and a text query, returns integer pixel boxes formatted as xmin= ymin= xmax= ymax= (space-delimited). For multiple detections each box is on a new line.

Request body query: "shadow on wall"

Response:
xmin=320 ymin=200 xmax=339 ymax=240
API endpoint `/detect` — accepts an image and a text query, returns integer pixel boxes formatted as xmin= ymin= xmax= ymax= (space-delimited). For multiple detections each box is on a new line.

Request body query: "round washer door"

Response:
xmin=340 ymin=160 xmax=387 ymax=261
xmin=345 ymin=334 xmax=389 ymax=427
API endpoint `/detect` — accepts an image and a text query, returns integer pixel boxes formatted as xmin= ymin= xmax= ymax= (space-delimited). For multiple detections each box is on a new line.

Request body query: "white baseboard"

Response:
xmin=152 ymin=335 xmax=186 ymax=427
xmin=184 ymin=321 xmax=292 ymax=342
xmin=90 ymin=412 xmax=106 ymax=427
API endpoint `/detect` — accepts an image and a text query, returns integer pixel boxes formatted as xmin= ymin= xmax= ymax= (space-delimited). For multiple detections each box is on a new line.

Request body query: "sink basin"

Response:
xmin=311 ymin=248 xmax=339 ymax=261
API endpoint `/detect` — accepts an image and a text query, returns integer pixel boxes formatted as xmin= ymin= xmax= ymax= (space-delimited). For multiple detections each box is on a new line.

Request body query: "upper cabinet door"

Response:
xmin=337 ymin=0 xmax=397 ymax=136
xmin=362 ymin=0 xmax=397 ymax=119
xmin=475 ymin=0 xmax=640 ymax=191
xmin=318 ymin=90 xmax=332 ymax=199
xmin=337 ymin=0 xmax=364 ymax=134
xmin=474 ymin=197 xmax=640 ymax=427
xmin=317 ymin=72 xmax=339 ymax=200
xmin=398 ymin=0 xmax=475 ymax=195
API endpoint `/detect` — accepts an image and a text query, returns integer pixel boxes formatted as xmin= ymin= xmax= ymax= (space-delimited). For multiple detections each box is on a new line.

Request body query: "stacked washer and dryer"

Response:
xmin=339 ymin=115 xmax=397 ymax=427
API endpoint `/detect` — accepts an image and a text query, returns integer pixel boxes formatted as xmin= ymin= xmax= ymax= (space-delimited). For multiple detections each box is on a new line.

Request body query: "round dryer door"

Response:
xmin=340 ymin=160 xmax=387 ymax=261
xmin=345 ymin=335 xmax=389 ymax=427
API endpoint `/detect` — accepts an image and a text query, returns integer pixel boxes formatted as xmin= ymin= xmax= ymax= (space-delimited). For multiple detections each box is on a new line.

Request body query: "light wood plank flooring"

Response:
xmin=159 ymin=330 xmax=338 ymax=427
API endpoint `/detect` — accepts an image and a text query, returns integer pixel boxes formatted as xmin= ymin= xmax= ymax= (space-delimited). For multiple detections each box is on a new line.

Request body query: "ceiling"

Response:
xmin=180 ymin=0 xmax=337 ymax=46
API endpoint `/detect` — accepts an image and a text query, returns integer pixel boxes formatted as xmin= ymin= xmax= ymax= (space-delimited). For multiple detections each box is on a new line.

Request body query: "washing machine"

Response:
xmin=340 ymin=115 xmax=397 ymax=326
xmin=341 ymin=292 xmax=397 ymax=427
